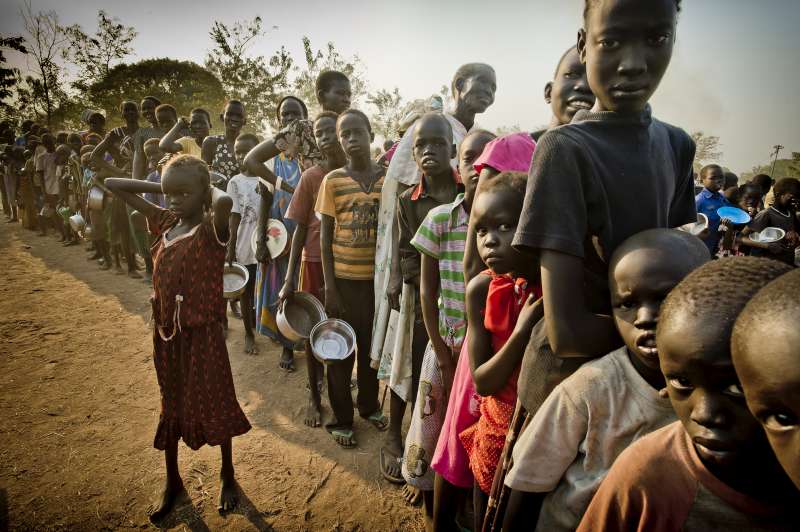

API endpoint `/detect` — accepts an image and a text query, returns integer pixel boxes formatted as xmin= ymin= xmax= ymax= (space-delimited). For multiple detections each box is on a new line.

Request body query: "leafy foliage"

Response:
xmin=87 ymin=58 xmax=225 ymax=124
xmin=293 ymin=36 xmax=367 ymax=117
xmin=62 ymin=10 xmax=137 ymax=93
xmin=366 ymin=87 xmax=405 ymax=141
xmin=0 ymin=35 xmax=27 ymax=114
xmin=745 ymin=152 xmax=800 ymax=181
xmin=495 ymin=124 xmax=522 ymax=136
xmin=204 ymin=16 xmax=292 ymax=134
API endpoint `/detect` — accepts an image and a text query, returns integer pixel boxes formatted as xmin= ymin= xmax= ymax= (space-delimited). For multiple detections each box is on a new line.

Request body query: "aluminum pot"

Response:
xmin=276 ymin=292 xmax=327 ymax=343
xmin=309 ymin=319 xmax=356 ymax=365
xmin=87 ymin=186 xmax=105 ymax=211
xmin=223 ymin=263 xmax=249 ymax=299
xmin=69 ymin=213 xmax=86 ymax=233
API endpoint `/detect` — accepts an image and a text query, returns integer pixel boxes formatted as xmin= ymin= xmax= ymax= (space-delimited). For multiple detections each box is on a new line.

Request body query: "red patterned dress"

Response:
xmin=147 ymin=208 xmax=251 ymax=450
xmin=460 ymin=272 xmax=540 ymax=494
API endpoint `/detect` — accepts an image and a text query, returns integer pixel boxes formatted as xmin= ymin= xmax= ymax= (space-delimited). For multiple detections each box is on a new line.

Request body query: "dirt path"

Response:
xmin=0 ymin=221 xmax=422 ymax=531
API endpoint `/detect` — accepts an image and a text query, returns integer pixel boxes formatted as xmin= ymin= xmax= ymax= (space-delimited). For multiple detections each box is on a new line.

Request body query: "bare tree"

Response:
xmin=690 ymin=131 xmax=723 ymax=171
xmin=19 ymin=0 xmax=69 ymax=126
xmin=367 ymin=87 xmax=405 ymax=141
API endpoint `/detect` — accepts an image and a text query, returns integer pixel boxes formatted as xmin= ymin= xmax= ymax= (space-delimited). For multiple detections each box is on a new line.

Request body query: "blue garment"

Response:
xmin=145 ymin=170 xmax=167 ymax=208
xmin=255 ymin=153 xmax=302 ymax=347
xmin=695 ymin=187 xmax=731 ymax=253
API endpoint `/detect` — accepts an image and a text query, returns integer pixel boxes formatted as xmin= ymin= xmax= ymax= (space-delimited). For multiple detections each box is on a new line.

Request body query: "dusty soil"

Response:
xmin=0 ymin=221 xmax=422 ymax=531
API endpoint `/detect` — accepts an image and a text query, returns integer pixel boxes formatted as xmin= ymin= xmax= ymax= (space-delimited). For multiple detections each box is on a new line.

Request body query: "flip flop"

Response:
xmin=330 ymin=429 xmax=357 ymax=448
xmin=365 ymin=411 xmax=389 ymax=431
xmin=380 ymin=447 xmax=405 ymax=484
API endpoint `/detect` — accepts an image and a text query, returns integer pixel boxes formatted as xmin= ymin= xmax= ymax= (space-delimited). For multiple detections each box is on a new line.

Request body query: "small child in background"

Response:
xmin=143 ymin=138 xmax=167 ymax=209
xmin=732 ymin=268 xmax=800 ymax=490
xmin=381 ymin=112 xmax=460 ymax=486
xmin=316 ymin=109 xmax=387 ymax=448
xmin=717 ymin=183 xmax=762 ymax=258
xmin=742 ymin=177 xmax=800 ymax=265
xmin=504 ymin=229 xmax=709 ymax=531
xmin=695 ymin=164 xmax=730 ymax=255
xmin=226 ymin=133 xmax=262 ymax=355
xmin=578 ymin=257 xmax=799 ymax=531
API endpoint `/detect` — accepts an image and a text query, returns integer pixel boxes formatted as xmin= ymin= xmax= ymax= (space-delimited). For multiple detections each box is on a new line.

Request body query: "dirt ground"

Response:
xmin=0 ymin=221 xmax=423 ymax=531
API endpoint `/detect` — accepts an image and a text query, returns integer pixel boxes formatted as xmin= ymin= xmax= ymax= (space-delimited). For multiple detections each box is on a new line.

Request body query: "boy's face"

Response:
xmin=223 ymin=103 xmax=245 ymax=131
xmin=141 ymin=99 xmax=157 ymax=125
xmin=279 ymin=99 xmax=305 ymax=129
xmin=122 ymin=103 xmax=139 ymax=124
xmin=611 ymin=248 xmax=692 ymax=373
xmin=161 ymin=166 xmax=206 ymax=219
xmin=739 ymin=188 xmax=762 ymax=216
xmin=189 ymin=112 xmax=210 ymax=140
xmin=42 ymin=135 xmax=55 ymax=152
xmin=579 ymin=0 xmax=677 ymax=114
xmin=68 ymin=136 xmax=82 ymax=154
xmin=457 ymin=68 xmax=497 ymax=115
xmin=313 ymin=116 xmax=340 ymax=158
xmin=88 ymin=114 xmax=105 ymax=132
xmin=336 ymin=114 xmax=372 ymax=159
xmin=234 ymin=139 xmax=256 ymax=171
xmin=546 ymin=48 xmax=595 ymax=126
xmin=733 ymin=316 xmax=800 ymax=490
xmin=776 ymin=190 xmax=798 ymax=211
xmin=659 ymin=312 xmax=768 ymax=472
xmin=413 ymin=116 xmax=454 ymax=179
xmin=144 ymin=145 xmax=164 ymax=170
xmin=702 ymin=167 xmax=725 ymax=192
xmin=458 ymin=133 xmax=494 ymax=207
xmin=320 ymin=79 xmax=352 ymax=114
xmin=157 ymin=109 xmax=177 ymax=131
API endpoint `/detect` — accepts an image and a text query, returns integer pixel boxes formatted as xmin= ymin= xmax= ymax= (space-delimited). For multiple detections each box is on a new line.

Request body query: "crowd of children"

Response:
xmin=1 ymin=0 xmax=799 ymax=529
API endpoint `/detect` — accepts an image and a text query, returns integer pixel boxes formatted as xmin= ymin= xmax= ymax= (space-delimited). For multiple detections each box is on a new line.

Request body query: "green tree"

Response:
xmin=19 ymin=0 xmax=70 ymax=126
xmin=0 ymin=35 xmax=27 ymax=117
xmin=62 ymin=10 xmax=137 ymax=93
xmin=745 ymin=155 xmax=800 ymax=181
xmin=87 ymin=58 xmax=225 ymax=126
xmin=204 ymin=16 xmax=292 ymax=134
xmin=293 ymin=36 xmax=368 ymax=117
xmin=366 ymin=87 xmax=405 ymax=141
xmin=691 ymin=131 xmax=723 ymax=172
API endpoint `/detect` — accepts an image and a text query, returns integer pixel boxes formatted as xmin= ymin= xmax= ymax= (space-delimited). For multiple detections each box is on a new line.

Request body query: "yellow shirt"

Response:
xmin=177 ymin=136 xmax=203 ymax=158
xmin=315 ymin=168 xmax=385 ymax=280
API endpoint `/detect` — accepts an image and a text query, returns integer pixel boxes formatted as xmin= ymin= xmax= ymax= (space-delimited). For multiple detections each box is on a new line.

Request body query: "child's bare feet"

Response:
xmin=402 ymin=484 xmax=422 ymax=506
xmin=148 ymin=477 xmax=184 ymax=523
xmin=304 ymin=399 xmax=322 ymax=427
xmin=218 ymin=473 xmax=238 ymax=513
xmin=380 ymin=434 xmax=404 ymax=484
xmin=244 ymin=333 xmax=258 ymax=355
xmin=279 ymin=347 xmax=295 ymax=372
xmin=128 ymin=270 xmax=142 ymax=279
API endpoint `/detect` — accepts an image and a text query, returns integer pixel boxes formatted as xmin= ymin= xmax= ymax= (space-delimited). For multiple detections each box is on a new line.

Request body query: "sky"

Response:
xmin=1 ymin=0 xmax=799 ymax=174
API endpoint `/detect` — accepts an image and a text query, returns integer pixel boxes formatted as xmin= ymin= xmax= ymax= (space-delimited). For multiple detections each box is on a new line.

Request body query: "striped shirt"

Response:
xmin=411 ymin=193 xmax=469 ymax=349
xmin=315 ymin=168 xmax=385 ymax=280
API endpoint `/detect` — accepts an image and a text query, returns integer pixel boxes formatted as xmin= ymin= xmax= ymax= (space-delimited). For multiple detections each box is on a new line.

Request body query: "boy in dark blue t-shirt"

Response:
xmin=695 ymin=164 xmax=731 ymax=254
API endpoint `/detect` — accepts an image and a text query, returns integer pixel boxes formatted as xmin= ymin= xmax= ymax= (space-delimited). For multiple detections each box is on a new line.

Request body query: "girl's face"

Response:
xmin=457 ymin=68 xmax=497 ymax=114
xmin=579 ymin=0 xmax=677 ymax=114
xmin=738 ymin=189 xmax=762 ymax=216
xmin=279 ymin=99 xmax=305 ymax=129
xmin=547 ymin=48 xmax=595 ymax=125
xmin=313 ymin=116 xmax=340 ymax=157
xmin=473 ymin=187 xmax=524 ymax=275
xmin=157 ymin=109 xmax=177 ymax=131
xmin=161 ymin=167 xmax=207 ymax=220
xmin=336 ymin=113 xmax=372 ymax=159
xmin=223 ymin=103 xmax=246 ymax=132
xmin=121 ymin=103 xmax=139 ymax=124
xmin=189 ymin=112 xmax=210 ymax=140
xmin=320 ymin=79 xmax=352 ymax=114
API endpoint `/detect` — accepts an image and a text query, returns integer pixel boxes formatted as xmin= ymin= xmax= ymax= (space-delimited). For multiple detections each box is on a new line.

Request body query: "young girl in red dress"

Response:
xmin=459 ymin=172 xmax=543 ymax=531
xmin=106 ymin=155 xmax=251 ymax=522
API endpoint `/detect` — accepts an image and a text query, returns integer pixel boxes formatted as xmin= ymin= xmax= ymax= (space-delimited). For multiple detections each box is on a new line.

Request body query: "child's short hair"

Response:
xmin=750 ymin=173 xmax=773 ymax=191
xmin=143 ymin=138 xmax=161 ymax=151
xmin=479 ymin=171 xmax=528 ymax=197
xmin=118 ymin=100 xmax=137 ymax=113
xmin=235 ymin=133 xmax=260 ymax=145
xmin=79 ymin=144 xmax=94 ymax=156
xmin=451 ymin=63 xmax=495 ymax=96
xmin=773 ymin=177 xmax=800 ymax=198
xmin=316 ymin=70 xmax=349 ymax=95
xmin=190 ymin=107 xmax=212 ymax=125
xmin=224 ymin=99 xmax=245 ymax=111
xmin=337 ymin=109 xmax=372 ymax=133
xmin=658 ymin=257 xmax=793 ymax=342
xmin=733 ymin=269 xmax=799 ymax=348
xmin=700 ymin=164 xmax=721 ymax=178
xmin=155 ymin=104 xmax=177 ymax=120
xmin=610 ymin=228 xmax=709 ymax=276
xmin=142 ymin=95 xmax=161 ymax=106
xmin=163 ymin=154 xmax=210 ymax=188
xmin=554 ymin=45 xmax=578 ymax=77
xmin=584 ymin=0 xmax=681 ymax=22
xmin=729 ymin=183 xmax=761 ymax=205
xmin=275 ymin=96 xmax=308 ymax=122
xmin=315 ymin=111 xmax=339 ymax=124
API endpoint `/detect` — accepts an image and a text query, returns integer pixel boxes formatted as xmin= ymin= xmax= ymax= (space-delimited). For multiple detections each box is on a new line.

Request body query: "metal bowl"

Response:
xmin=751 ymin=227 xmax=786 ymax=244
xmin=679 ymin=213 xmax=708 ymax=236
xmin=310 ymin=319 xmax=356 ymax=365
xmin=223 ymin=263 xmax=249 ymax=299
xmin=87 ymin=186 xmax=105 ymax=211
xmin=277 ymin=292 xmax=327 ymax=343
xmin=69 ymin=213 xmax=86 ymax=233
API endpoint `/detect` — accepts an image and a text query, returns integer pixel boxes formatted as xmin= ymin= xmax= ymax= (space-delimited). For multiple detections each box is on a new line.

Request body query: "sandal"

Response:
xmin=330 ymin=429 xmax=357 ymax=448
xmin=380 ymin=447 xmax=405 ymax=484
xmin=365 ymin=411 xmax=389 ymax=432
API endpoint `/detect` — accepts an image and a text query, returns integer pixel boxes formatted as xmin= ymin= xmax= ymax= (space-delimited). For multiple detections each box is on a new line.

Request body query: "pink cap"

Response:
xmin=473 ymin=132 xmax=536 ymax=174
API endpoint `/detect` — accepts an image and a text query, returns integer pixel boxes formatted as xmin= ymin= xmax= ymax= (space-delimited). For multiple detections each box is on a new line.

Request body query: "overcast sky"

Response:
xmin=2 ymin=0 xmax=799 ymax=174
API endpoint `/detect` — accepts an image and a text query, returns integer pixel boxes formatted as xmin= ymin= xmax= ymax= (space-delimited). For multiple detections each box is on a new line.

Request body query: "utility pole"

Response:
xmin=770 ymin=144 xmax=784 ymax=177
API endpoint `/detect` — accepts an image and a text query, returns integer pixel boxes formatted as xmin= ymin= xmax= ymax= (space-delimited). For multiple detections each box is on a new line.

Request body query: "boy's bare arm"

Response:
xmin=420 ymin=253 xmax=450 ymax=364
xmin=160 ymin=118 xmax=188 ymax=154
xmin=210 ymin=186 xmax=232 ymax=241
xmin=243 ymin=140 xmax=293 ymax=193
xmin=226 ymin=212 xmax=241 ymax=265
xmin=90 ymin=134 xmax=127 ymax=177
xmin=540 ymin=249 xmax=618 ymax=359
xmin=463 ymin=215 xmax=484 ymax=285
xmin=320 ymin=214 xmax=342 ymax=317
xmin=255 ymin=187 xmax=273 ymax=265
xmin=104 ymin=177 xmax=161 ymax=218
xmin=280 ymin=223 xmax=307 ymax=301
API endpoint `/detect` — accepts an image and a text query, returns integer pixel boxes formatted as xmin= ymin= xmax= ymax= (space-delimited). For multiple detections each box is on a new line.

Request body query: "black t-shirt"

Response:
xmin=513 ymin=105 xmax=697 ymax=414
xmin=749 ymin=206 xmax=798 ymax=265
